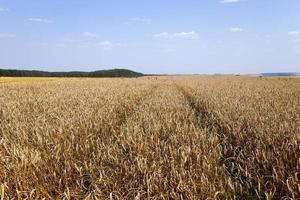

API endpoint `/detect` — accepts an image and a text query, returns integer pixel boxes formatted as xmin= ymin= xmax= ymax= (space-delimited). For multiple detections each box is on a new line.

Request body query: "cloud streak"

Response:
xmin=154 ymin=31 xmax=200 ymax=39
xmin=288 ymin=31 xmax=299 ymax=36
xmin=83 ymin=32 xmax=97 ymax=37
xmin=230 ymin=27 xmax=243 ymax=32
xmin=221 ymin=0 xmax=240 ymax=3
xmin=125 ymin=17 xmax=152 ymax=25
xmin=0 ymin=7 xmax=9 ymax=12
xmin=0 ymin=33 xmax=16 ymax=38
xmin=28 ymin=18 xmax=53 ymax=23
xmin=130 ymin=17 xmax=152 ymax=23
xmin=97 ymin=41 xmax=122 ymax=50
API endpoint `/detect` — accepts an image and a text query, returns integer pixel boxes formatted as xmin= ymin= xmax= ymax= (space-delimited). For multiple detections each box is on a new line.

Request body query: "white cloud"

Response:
xmin=293 ymin=39 xmax=300 ymax=43
xmin=154 ymin=31 xmax=199 ymax=39
xmin=288 ymin=31 xmax=300 ymax=43
xmin=28 ymin=18 xmax=53 ymax=23
xmin=230 ymin=27 xmax=243 ymax=32
xmin=98 ymin=41 xmax=112 ymax=47
xmin=83 ymin=32 xmax=97 ymax=37
xmin=154 ymin=32 xmax=170 ymax=39
xmin=125 ymin=17 xmax=152 ymax=25
xmin=173 ymin=32 xmax=200 ymax=39
xmin=0 ymin=7 xmax=10 ymax=12
xmin=55 ymin=43 xmax=66 ymax=48
xmin=221 ymin=0 xmax=240 ymax=3
xmin=39 ymin=42 xmax=49 ymax=46
xmin=97 ymin=41 xmax=122 ymax=50
xmin=0 ymin=33 xmax=16 ymax=38
xmin=130 ymin=17 xmax=152 ymax=23
xmin=288 ymin=31 xmax=299 ymax=36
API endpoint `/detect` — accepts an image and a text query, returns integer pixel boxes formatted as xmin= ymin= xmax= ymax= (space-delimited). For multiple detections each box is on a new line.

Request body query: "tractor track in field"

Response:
xmin=175 ymin=83 xmax=257 ymax=198
xmin=79 ymin=84 xmax=159 ymax=195
xmin=86 ymin=83 xmax=160 ymax=145
xmin=112 ymin=84 xmax=159 ymax=132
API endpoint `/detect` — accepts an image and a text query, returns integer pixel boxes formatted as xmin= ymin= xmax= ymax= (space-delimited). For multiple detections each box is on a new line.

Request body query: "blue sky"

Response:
xmin=0 ymin=0 xmax=299 ymax=74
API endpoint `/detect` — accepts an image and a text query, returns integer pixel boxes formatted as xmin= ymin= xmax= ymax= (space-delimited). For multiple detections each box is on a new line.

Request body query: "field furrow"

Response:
xmin=88 ymin=83 xmax=232 ymax=199
xmin=177 ymin=77 xmax=300 ymax=199
xmin=0 ymin=78 xmax=157 ymax=199
xmin=176 ymin=84 xmax=255 ymax=199
xmin=0 ymin=77 xmax=299 ymax=199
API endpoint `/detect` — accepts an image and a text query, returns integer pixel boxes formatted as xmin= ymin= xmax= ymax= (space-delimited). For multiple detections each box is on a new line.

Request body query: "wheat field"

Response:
xmin=0 ymin=77 xmax=299 ymax=199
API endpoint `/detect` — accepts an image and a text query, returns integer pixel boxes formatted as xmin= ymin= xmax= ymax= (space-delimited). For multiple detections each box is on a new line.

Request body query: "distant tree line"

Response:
xmin=0 ymin=68 xmax=144 ymax=77
xmin=261 ymin=73 xmax=299 ymax=77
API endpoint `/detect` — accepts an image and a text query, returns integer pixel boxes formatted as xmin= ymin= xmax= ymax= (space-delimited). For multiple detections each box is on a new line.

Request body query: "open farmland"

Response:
xmin=0 ymin=77 xmax=299 ymax=199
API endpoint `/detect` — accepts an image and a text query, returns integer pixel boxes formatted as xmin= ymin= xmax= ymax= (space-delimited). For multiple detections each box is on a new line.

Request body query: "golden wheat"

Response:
xmin=0 ymin=77 xmax=299 ymax=199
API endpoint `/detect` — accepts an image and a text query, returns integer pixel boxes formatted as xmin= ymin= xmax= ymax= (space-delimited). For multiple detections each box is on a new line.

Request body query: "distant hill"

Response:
xmin=261 ymin=72 xmax=300 ymax=77
xmin=0 ymin=68 xmax=143 ymax=77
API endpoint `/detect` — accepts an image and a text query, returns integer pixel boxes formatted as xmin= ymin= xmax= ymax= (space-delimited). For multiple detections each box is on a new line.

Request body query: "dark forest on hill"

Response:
xmin=0 ymin=68 xmax=144 ymax=77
